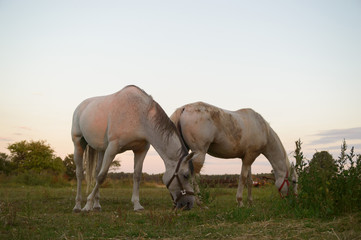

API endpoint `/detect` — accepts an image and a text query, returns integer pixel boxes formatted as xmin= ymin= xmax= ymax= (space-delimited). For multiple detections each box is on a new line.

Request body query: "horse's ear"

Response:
xmin=184 ymin=152 xmax=194 ymax=162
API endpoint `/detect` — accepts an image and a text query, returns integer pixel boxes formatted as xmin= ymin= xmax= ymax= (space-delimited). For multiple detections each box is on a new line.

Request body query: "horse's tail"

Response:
xmin=170 ymin=107 xmax=189 ymax=151
xmin=84 ymin=145 xmax=97 ymax=194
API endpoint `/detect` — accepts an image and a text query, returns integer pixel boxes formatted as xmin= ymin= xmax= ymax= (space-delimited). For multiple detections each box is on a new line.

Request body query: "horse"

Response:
xmin=71 ymin=85 xmax=195 ymax=212
xmin=170 ymin=102 xmax=297 ymax=207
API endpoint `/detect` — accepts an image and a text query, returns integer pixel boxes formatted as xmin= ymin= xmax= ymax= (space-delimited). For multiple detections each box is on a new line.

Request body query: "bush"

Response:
xmin=5 ymin=170 xmax=70 ymax=187
xmin=293 ymin=139 xmax=361 ymax=217
xmin=331 ymin=142 xmax=361 ymax=213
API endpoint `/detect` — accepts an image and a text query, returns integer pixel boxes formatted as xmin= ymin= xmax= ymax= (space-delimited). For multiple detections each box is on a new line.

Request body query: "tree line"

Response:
xmin=0 ymin=139 xmax=273 ymax=187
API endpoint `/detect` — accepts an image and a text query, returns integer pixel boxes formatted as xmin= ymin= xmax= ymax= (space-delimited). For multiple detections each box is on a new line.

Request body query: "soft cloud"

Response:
xmin=310 ymin=127 xmax=361 ymax=145
xmin=0 ymin=137 xmax=13 ymax=142
xmin=325 ymin=143 xmax=361 ymax=151
xmin=17 ymin=126 xmax=32 ymax=131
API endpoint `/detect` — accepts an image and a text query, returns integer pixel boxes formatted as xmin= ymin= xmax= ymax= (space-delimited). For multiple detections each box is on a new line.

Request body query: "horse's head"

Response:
xmin=277 ymin=168 xmax=298 ymax=198
xmin=163 ymin=152 xmax=195 ymax=210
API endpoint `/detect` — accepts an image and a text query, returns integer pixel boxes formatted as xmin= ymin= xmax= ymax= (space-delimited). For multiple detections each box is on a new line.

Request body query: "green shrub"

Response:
xmin=9 ymin=170 xmax=70 ymax=187
xmin=293 ymin=139 xmax=361 ymax=217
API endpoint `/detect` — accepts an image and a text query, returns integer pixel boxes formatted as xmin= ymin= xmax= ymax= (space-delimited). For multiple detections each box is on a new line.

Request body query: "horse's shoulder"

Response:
xmin=235 ymin=108 xmax=256 ymax=114
xmin=236 ymin=108 xmax=263 ymax=119
xmin=183 ymin=102 xmax=222 ymax=115
xmin=235 ymin=108 xmax=269 ymax=130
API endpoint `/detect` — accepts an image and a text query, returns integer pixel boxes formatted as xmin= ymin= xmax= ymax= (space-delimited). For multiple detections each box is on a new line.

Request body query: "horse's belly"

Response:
xmin=79 ymin=120 xmax=109 ymax=150
xmin=121 ymin=140 xmax=148 ymax=152
xmin=207 ymin=142 xmax=245 ymax=159
xmin=82 ymin=132 xmax=107 ymax=150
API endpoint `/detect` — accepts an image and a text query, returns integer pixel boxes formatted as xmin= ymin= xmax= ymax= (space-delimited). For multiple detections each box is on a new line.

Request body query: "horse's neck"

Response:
xmin=146 ymin=125 xmax=184 ymax=170
xmin=263 ymin=128 xmax=289 ymax=178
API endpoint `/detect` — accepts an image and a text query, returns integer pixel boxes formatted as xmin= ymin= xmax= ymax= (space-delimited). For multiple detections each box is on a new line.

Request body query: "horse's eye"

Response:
xmin=183 ymin=173 xmax=189 ymax=180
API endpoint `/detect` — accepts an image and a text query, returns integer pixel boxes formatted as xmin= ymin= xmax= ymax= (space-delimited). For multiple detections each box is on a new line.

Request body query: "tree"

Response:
xmin=62 ymin=153 xmax=121 ymax=180
xmin=294 ymin=139 xmax=306 ymax=174
xmin=309 ymin=151 xmax=337 ymax=175
xmin=337 ymin=139 xmax=348 ymax=172
xmin=63 ymin=154 xmax=76 ymax=180
xmin=7 ymin=140 xmax=64 ymax=174
xmin=110 ymin=157 xmax=121 ymax=171
xmin=0 ymin=152 xmax=15 ymax=175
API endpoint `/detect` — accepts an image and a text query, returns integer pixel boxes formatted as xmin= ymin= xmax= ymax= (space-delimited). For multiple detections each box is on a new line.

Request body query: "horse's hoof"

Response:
xmin=93 ymin=207 xmax=102 ymax=212
xmin=81 ymin=207 xmax=92 ymax=212
xmin=73 ymin=208 xmax=81 ymax=213
xmin=134 ymin=207 xmax=144 ymax=212
xmin=237 ymin=201 xmax=244 ymax=208
xmin=133 ymin=202 xmax=144 ymax=211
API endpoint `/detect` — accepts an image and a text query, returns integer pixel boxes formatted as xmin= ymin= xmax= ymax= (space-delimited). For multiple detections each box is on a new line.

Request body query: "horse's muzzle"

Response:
xmin=176 ymin=195 xmax=194 ymax=210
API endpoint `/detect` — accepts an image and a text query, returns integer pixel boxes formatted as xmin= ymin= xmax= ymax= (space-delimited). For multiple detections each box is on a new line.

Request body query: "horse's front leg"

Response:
xmin=131 ymin=144 xmax=150 ymax=211
xmin=82 ymin=143 xmax=117 ymax=212
xmin=191 ymin=152 xmax=206 ymax=207
xmin=247 ymin=167 xmax=253 ymax=206
xmin=236 ymin=162 xmax=251 ymax=207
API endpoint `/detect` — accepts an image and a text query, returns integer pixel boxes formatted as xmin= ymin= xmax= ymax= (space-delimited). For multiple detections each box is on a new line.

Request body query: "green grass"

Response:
xmin=1 ymin=184 xmax=360 ymax=239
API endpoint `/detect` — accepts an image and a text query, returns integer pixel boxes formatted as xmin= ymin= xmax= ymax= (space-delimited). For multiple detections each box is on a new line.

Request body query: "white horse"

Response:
xmin=170 ymin=102 xmax=297 ymax=207
xmin=71 ymin=85 xmax=195 ymax=212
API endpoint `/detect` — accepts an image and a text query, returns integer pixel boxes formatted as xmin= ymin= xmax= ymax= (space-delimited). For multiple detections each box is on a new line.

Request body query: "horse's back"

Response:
xmin=71 ymin=86 xmax=152 ymax=149
xmin=176 ymin=102 xmax=270 ymax=158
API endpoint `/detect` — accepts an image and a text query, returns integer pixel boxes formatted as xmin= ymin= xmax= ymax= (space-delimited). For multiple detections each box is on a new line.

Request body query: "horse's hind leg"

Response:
xmin=72 ymin=137 xmax=86 ymax=212
xmin=93 ymin=151 xmax=104 ymax=211
xmin=83 ymin=142 xmax=118 ymax=212
xmin=131 ymin=143 xmax=150 ymax=211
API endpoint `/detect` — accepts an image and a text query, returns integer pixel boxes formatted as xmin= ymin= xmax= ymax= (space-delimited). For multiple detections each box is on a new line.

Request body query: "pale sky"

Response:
xmin=1 ymin=0 xmax=361 ymax=174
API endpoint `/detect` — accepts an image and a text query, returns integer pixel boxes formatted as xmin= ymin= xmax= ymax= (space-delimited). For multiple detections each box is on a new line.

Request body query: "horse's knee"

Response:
xmin=237 ymin=196 xmax=244 ymax=207
xmin=133 ymin=172 xmax=141 ymax=182
xmin=97 ymin=172 xmax=107 ymax=185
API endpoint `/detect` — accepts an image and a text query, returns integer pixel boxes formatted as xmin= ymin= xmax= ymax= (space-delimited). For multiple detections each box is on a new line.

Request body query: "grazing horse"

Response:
xmin=170 ymin=102 xmax=297 ymax=207
xmin=71 ymin=85 xmax=195 ymax=212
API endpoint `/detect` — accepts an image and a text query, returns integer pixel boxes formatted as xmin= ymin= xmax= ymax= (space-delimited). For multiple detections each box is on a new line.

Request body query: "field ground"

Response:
xmin=1 ymin=183 xmax=360 ymax=239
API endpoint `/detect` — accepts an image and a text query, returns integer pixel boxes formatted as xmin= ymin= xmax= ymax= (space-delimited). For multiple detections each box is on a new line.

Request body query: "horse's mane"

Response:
xmin=124 ymin=84 xmax=149 ymax=95
xmin=151 ymin=101 xmax=188 ymax=157
xmin=267 ymin=125 xmax=291 ymax=170
xmin=122 ymin=85 xmax=188 ymax=157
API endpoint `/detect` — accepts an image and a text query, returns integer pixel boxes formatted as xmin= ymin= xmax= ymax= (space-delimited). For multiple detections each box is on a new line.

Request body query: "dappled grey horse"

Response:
xmin=171 ymin=102 xmax=297 ymax=207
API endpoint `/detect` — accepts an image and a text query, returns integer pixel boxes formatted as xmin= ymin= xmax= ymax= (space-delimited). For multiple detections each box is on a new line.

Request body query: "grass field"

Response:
xmin=1 ymin=183 xmax=360 ymax=239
